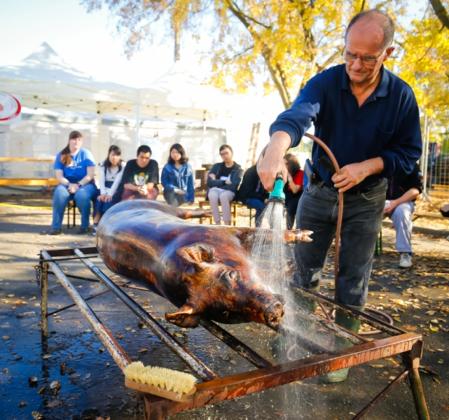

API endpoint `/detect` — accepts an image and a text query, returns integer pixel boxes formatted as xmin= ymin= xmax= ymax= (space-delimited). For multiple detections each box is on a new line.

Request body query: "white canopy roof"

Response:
xmin=0 ymin=42 xmax=259 ymax=124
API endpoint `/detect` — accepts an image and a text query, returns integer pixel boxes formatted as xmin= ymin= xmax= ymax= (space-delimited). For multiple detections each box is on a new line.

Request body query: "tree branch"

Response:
xmin=429 ymin=0 xmax=449 ymax=29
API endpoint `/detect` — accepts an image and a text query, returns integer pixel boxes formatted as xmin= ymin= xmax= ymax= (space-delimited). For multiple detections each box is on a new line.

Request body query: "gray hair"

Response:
xmin=345 ymin=9 xmax=395 ymax=49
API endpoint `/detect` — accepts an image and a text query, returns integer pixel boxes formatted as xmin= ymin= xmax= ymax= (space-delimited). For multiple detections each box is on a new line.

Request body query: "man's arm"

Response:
xmin=257 ymin=133 xmax=291 ymax=191
xmin=384 ymin=187 xmax=420 ymax=214
xmin=258 ymin=71 xmax=325 ymax=191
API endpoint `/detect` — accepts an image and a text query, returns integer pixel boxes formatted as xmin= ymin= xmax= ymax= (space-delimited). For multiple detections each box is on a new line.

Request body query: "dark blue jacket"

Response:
xmin=270 ymin=64 xmax=422 ymax=190
xmin=161 ymin=162 xmax=195 ymax=203
xmin=206 ymin=162 xmax=243 ymax=195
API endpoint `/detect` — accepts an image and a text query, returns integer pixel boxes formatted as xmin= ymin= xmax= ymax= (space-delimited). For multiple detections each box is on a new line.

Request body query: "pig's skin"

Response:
xmin=97 ymin=200 xmax=312 ymax=329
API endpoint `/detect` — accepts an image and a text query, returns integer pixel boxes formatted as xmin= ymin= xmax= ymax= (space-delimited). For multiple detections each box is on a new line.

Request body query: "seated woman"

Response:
xmin=92 ymin=145 xmax=125 ymax=229
xmin=50 ymin=130 xmax=97 ymax=235
xmin=112 ymin=145 xmax=159 ymax=202
xmin=237 ymin=164 xmax=268 ymax=226
xmin=284 ymin=153 xmax=304 ymax=230
xmin=207 ymin=144 xmax=243 ymax=225
xmin=161 ymin=143 xmax=195 ymax=207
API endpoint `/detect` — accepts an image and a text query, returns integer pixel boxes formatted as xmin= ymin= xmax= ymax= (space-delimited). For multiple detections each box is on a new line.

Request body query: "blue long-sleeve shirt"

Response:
xmin=270 ymin=64 xmax=422 ymax=190
xmin=161 ymin=162 xmax=195 ymax=203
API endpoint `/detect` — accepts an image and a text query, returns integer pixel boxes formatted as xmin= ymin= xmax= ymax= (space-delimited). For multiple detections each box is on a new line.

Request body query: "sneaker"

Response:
xmin=48 ymin=229 xmax=62 ymax=235
xmin=399 ymin=253 xmax=412 ymax=268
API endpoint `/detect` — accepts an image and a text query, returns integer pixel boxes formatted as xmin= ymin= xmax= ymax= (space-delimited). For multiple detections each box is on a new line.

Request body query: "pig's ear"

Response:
xmin=177 ymin=243 xmax=215 ymax=271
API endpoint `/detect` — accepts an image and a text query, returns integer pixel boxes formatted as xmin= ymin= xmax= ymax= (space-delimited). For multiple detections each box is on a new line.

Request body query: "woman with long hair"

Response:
xmin=161 ymin=143 xmax=195 ymax=207
xmin=50 ymin=130 xmax=97 ymax=234
xmin=93 ymin=145 xmax=125 ymax=228
xmin=284 ymin=153 xmax=304 ymax=229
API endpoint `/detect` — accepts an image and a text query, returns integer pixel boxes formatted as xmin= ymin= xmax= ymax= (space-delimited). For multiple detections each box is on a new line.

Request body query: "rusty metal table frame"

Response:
xmin=37 ymin=247 xmax=430 ymax=420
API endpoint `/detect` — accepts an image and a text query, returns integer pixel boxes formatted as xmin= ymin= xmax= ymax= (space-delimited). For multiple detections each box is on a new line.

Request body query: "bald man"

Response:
xmin=258 ymin=10 xmax=422 ymax=382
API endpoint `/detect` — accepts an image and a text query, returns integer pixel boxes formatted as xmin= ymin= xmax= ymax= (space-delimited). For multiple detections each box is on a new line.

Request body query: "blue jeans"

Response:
xmin=163 ymin=189 xmax=186 ymax=207
xmin=95 ymin=199 xmax=115 ymax=218
xmin=294 ymin=179 xmax=387 ymax=307
xmin=52 ymin=183 xmax=98 ymax=230
xmin=390 ymin=201 xmax=414 ymax=253
xmin=244 ymin=198 xmax=266 ymax=225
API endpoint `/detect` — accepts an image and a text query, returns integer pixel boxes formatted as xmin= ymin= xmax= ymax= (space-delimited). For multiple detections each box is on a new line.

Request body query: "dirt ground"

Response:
xmin=0 ymin=192 xmax=448 ymax=420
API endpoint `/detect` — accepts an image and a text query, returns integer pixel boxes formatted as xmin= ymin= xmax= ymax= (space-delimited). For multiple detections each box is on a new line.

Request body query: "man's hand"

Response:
xmin=332 ymin=162 xmax=368 ymax=192
xmin=383 ymin=199 xmax=398 ymax=215
xmin=332 ymin=157 xmax=384 ymax=193
xmin=257 ymin=132 xmax=291 ymax=191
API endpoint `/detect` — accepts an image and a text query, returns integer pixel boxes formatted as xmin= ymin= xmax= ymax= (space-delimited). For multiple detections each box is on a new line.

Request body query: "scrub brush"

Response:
xmin=124 ymin=361 xmax=197 ymax=402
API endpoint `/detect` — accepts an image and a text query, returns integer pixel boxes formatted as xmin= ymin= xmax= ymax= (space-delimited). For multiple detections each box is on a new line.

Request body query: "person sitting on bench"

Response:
xmin=92 ymin=145 xmax=125 ymax=230
xmin=237 ymin=164 xmax=268 ymax=226
xmin=384 ymin=162 xmax=423 ymax=268
xmin=207 ymin=144 xmax=243 ymax=225
xmin=50 ymin=130 xmax=97 ymax=235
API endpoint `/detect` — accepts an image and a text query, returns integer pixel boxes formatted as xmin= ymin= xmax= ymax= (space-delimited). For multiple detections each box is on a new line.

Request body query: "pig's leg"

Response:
xmin=175 ymin=208 xmax=212 ymax=220
xmin=226 ymin=227 xmax=313 ymax=251
xmin=165 ymin=303 xmax=201 ymax=327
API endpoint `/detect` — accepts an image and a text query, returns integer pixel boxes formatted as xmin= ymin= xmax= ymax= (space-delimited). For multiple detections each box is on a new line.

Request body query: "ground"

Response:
xmin=0 ymin=192 xmax=448 ymax=420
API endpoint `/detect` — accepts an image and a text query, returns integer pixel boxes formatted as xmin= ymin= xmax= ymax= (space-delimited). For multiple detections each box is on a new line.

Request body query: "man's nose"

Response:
xmin=351 ymin=57 xmax=363 ymax=70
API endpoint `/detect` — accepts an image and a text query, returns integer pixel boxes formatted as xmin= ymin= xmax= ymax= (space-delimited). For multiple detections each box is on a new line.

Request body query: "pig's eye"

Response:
xmin=227 ymin=270 xmax=238 ymax=282
xmin=220 ymin=270 xmax=237 ymax=287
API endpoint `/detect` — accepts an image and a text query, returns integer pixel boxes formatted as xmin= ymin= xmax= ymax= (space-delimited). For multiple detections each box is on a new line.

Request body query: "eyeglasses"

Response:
xmin=343 ymin=49 xmax=385 ymax=67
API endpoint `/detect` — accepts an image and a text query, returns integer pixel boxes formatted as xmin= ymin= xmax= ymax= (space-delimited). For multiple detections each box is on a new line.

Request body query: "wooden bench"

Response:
xmin=0 ymin=157 xmax=57 ymax=188
xmin=0 ymin=178 xmax=58 ymax=187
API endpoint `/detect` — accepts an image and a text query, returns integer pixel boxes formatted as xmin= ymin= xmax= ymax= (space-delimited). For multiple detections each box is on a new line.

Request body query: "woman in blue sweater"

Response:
xmin=161 ymin=143 xmax=195 ymax=206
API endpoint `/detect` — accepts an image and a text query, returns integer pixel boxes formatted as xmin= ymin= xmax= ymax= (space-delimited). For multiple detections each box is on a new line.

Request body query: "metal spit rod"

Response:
xmin=74 ymin=248 xmax=216 ymax=381
xmin=41 ymin=250 xmax=131 ymax=371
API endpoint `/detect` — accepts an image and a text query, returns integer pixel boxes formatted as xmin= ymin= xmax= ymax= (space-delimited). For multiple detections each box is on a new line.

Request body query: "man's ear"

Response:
xmin=384 ymin=46 xmax=395 ymax=60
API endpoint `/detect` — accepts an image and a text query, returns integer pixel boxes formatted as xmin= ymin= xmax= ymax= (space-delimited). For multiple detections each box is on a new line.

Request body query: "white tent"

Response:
xmin=0 ymin=43 xmax=277 ymax=178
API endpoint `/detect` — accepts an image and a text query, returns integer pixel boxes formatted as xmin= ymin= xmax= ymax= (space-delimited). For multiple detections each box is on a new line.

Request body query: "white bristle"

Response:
xmin=124 ymin=362 xmax=197 ymax=395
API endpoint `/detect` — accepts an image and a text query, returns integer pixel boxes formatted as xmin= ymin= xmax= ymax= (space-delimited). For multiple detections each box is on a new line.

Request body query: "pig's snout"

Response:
xmin=264 ymin=301 xmax=284 ymax=330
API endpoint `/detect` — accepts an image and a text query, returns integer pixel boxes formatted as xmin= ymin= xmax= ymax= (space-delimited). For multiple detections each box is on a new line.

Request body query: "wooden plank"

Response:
xmin=0 ymin=178 xmax=58 ymax=186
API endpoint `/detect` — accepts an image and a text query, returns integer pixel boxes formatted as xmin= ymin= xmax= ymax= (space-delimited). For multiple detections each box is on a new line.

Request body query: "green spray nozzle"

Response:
xmin=269 ymin=176 xmax=285 ymax=202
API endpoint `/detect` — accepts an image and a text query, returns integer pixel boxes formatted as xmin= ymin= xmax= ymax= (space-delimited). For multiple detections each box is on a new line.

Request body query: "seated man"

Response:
xmin=207 ymin=144 xmax=243 ymax=225
xmin=113 ymin=145 xmax=159 ymax=202
xmin=237 ymin=164 xmax=268 ymax=226
xmin=384 ymin=163 xmax=423 ymax=268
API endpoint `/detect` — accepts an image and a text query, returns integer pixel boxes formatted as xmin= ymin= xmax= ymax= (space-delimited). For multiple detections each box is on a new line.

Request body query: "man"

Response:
xmin=384 ymin=163 xmax=422 ymax=268
xmin=113 ymin=145 xmax=159 ymax=202
xmin=258 ymin=9 xmax=422 ymax=382
xmin=207 ymin=144 xmax=243 ymax=225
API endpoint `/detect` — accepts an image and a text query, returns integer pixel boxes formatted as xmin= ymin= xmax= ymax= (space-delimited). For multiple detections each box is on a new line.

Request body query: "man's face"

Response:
xmin=136 ymin=152 xmax=151 ymax=168
xmin=344 ymin=20 xmax=393 ymax=86
xmin=219 ymin=148 xmax=233 ymax=164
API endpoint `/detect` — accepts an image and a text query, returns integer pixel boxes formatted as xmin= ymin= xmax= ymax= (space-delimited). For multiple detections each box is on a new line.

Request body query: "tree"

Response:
xmin=398 ymin=1 xmax=449 ymax=130
xmin=82 ymin=0 xmax=447 ymax=128
xmin=82 ymin=0 xmax=383 ymax=108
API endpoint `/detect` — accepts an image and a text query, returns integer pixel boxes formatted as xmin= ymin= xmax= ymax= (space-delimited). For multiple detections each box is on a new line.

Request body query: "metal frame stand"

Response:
xmin=38 ymin=247 xmax=430 ymax=420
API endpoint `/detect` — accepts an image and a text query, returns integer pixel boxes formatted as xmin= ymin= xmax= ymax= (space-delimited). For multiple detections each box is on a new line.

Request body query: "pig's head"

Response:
xmin=164 ymin=243 xmax=284 ymax=329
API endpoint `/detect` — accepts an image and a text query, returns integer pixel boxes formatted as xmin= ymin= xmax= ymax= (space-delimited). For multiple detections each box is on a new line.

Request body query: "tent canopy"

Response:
xmin=0 ymin=42 xmax=258 ymax=124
